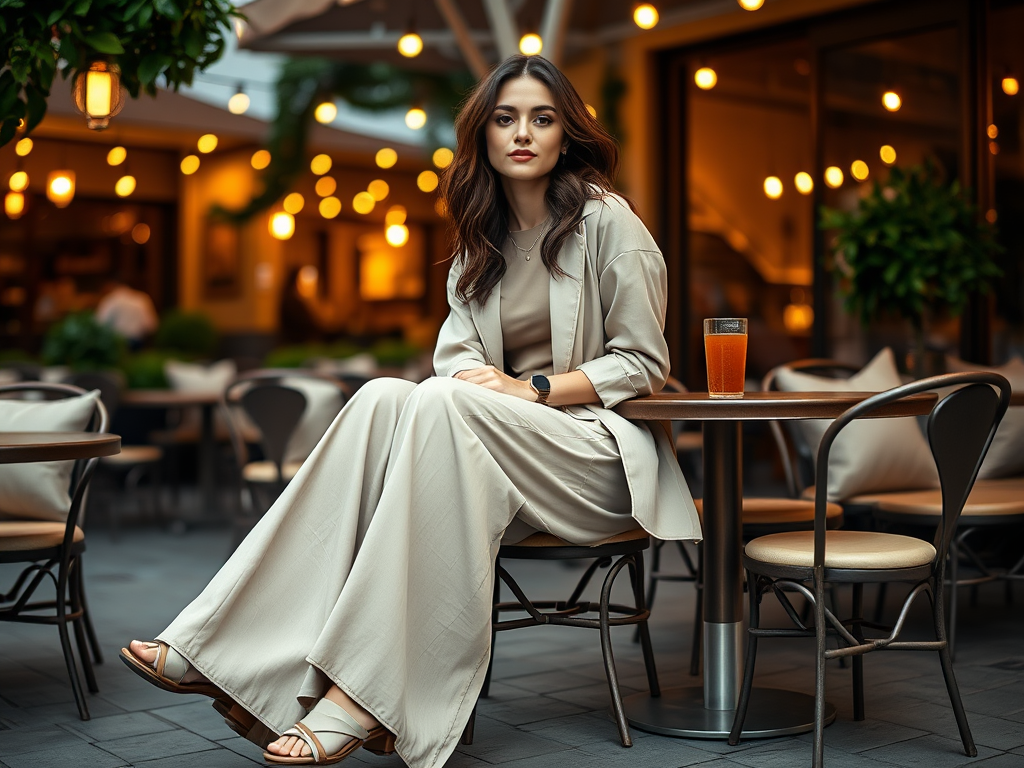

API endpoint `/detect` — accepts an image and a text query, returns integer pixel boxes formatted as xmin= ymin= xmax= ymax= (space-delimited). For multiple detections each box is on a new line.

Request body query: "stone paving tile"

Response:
xmin=963 ymin=682 xmax=1024 ymax=718
xmin=792 ymin=717 xmax=929 ymax=753
xmin=213 ymin=736 xmax=266 ymax=763
xmin=860 ymin=733 xmax=1000 ymax=767
xmin=455 ymin=714 xmax=575 ymax=764
xmin=0 ymin=696 xmax=126 ymax=729
xmin=95 ymin=728 xmax=220 ymax=764
xmin=969 ymin=755 xmax=1024 ymax=768
xmin=0 ymin=724 xmax=88 ymax=756
xmin=476 ymin=693 xmax=591 ymax=727
xmin=575 ymin=730 xmax=722 ymax=766
xmin=150 ymin=701 xmax=243 ymax=741
xmin=961 ymin=712 xmax=1024 ymax=752
xmin=0 ymin=741 xmax=129 ymax=768
xmin=61 ymin=711 xmax=177 ymax=743
xmin=730 ymin=738 xmax=910 ymax=768
xmin=133 ymin=748 xmax=260 ymax=767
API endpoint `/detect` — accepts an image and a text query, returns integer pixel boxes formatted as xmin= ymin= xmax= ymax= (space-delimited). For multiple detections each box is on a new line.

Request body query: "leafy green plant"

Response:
xmin=370 ymin=338 xmax=422 ymax=368
xmin=119 ymin=349 xmax=171 ymax=388
xmin=41 ymin=312 xmax=124 ymax=370
xmin=0 ymin=0 xmax=240 ymax=146
xmin=154 ymin=310 xmax=218 ymax=359
xmin=820 ymin=163 xmax=1002 ymax=352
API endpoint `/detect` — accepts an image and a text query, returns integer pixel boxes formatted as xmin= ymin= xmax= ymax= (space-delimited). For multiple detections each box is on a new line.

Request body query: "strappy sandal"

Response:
xmin=263 ymin=697 xmax=396 ymax=765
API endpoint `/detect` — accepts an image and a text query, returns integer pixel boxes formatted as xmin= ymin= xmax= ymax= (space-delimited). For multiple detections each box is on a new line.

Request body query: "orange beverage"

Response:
xmin=704 ymin=318 xmax=747 ymax=398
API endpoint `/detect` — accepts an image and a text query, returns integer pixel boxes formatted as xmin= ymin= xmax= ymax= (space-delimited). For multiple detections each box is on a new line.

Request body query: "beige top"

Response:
xmin=499 ymin=220 xmax=553 ymax=379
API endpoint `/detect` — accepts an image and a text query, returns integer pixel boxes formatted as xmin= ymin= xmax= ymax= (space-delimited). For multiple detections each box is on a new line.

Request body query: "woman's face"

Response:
xmin=485 ymin=76 xmax=566 ymax=183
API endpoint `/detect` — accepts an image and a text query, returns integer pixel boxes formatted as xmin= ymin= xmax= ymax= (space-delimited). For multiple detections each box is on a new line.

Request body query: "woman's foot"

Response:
xmin=127 ymin=640 xmax=210 ymax=685
xmin=266 ymin=686 xmax=384 ymax=761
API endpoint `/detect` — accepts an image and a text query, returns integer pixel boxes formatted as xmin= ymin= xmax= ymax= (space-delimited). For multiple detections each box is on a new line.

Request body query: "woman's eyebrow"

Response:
xmin=493 ymin=104 xmax=558 ymax=112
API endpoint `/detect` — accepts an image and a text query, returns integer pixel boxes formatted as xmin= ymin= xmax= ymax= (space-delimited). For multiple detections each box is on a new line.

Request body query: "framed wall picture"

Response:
xmin=203 ymin=219 xmax=242 ymax=300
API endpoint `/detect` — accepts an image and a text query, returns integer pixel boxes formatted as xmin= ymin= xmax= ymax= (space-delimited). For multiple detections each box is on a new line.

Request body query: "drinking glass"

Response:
xmin=704 ymin=318 xmax=748 ymax=399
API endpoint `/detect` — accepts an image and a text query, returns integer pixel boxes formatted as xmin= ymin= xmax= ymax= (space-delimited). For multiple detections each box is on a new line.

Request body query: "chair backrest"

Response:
xmin=812 ymin=372 xmax=1009 ymax=569
xmin=0 ymin=382 xmax=109 ymax=546
xmin=221 ymin=369 xmax=347 ymax=482
xmin=764 ymin=359 xmax=862 ymax=497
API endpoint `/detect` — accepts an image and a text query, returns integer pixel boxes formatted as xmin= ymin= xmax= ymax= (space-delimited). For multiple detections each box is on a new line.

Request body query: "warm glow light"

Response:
xmin=284 ymin=192 xmax=305 ymax=214
xmin=86 ymin=69 xmax=113 ymax=118
xmin=385 ymin=205 xmax=407 ymax=226
xmin=368 ymin=179 xmax=390 ymax=201
xmin=990 ymin=141 xmax=999 ymax=155
xmin=310 ymin=154 xmax=333 ymax=175
xmin=114 ymin=175 xmax=136 ymax=197
xmin=405 ymin=107 xmax=427 ymax=130
xmin=314 ymin=101 xmax=338 ymax=124
xmin=694 ymin=67 xmax=717 ymax=90
xmin=319 ymin=196 xmax=341 ymax=219
xmin=5 ymin=191 xmax=25 ymax=219
xmin=47 ymin=170 xmax=75 ymax=208
xmin=228 ymin=90 xmax=250 ymax=115
xmin=987 ymin=124 xmax=999 ymax=139
xmin=15 ymin=138 xmax=32 ymax=156
xmin=197 ymin=134 xmax=218 ymax=153
xmin=585 ymin=104 xmax=597 ymax=118
xmin=851 ymin=160 xmax=869 ymax=181
xmin=9 ymin=171 xmax=28 ymax=192
xmin=1002 ymin=77 xmax=1019 ymax=96
xmin=824 ymin=166 xmax=844 ymax=188
xmin=432 ymin=147 xmax=454 ymax=168
xmin=882 ymin=91 xmax=902 ymax=111
xmin=298 ymin=266 xmax=318 ymax=297
xmin=880 ymin=145 xmax=897 ymax=165
xmin=417 ymin=170 xmax=439 ymax=192
xmin=180 ymin=154 xmax=200 ymax=175
xmin=763 ymin=176 xmax=783 ymax=199
xmin=315 ymin=177 xmax=337 ymax=197
xmin=783 ymin=302 xmax=814 ymax=333
xmin=385 ymin=223 xmax=410 ymax=247
xmin=352 ymin=191 xmax=375 ymax=214
xmin=251 ymin=150 xmax=271 ymax=170
xmin=519 ymin=33 xmax=543 ymax=55
xmin=794 ymin=172 xmax=814 ymax=195
xmin=132 ymin=223 xmax=151 ymax=244
xmin=107 ymin=146 xmax=127 ymax=166
xmin=986 ymin=209 xmax=998 ymax=224
xmin=633 ymin=4 xmax=659 ymax=29
xmin=269 ymin=211 xmax=295 ymax=240
xmin=738 ymin=0 xmax=764 ymax=8
xmin=398 ymin=32 xmax=423 ymax=57
xmin=435 ymin=198 xmax=448 ymax=218
xmin=376 ymin=148 xmax=398 ymax=168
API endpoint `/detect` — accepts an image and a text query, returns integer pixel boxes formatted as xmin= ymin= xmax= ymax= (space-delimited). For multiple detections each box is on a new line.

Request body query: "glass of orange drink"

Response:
xmin=704 ymin=318 xmax=748 ymax=398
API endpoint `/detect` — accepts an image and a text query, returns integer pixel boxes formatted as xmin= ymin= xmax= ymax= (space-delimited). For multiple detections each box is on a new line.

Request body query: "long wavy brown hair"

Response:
xmin=439 ymin=54 xmax=630 ymax=304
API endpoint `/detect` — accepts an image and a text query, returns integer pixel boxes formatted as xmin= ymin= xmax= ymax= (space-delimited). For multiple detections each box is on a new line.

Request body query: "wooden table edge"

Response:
xmin=0 ymin=432 xmax=122 ymax=463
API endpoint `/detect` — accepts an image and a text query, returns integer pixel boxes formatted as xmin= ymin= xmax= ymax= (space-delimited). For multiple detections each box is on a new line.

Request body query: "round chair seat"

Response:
xmin=0 ymin=521 xmax=85 ymax=551
xmin=695 ymin=497 xmax=843 ymax=526
xmin=511 ymin=528 xmax=650 ymax=548
xmin=745 ymin=530 xmax=936 ymax=569
xmin=242 ymin=460 xmax=303 ymax=483
xmin=870 ymin=485 xmax=1024 ymax=518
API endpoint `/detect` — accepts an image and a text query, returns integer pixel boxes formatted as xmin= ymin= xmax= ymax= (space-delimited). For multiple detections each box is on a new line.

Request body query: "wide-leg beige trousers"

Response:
xmin=159 ymin=376 xmax=638 ymax=768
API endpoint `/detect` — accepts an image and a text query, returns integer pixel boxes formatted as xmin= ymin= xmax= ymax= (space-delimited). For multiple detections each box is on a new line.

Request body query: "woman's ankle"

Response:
xmin=323 ymin=686 xmax=378 ymax=731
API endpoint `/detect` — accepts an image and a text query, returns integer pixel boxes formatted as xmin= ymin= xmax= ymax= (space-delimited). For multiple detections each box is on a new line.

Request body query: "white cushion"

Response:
xmin=0 ymin=391 xmax=100 ymax=521
xmin=281 ymin=378 xmax=344 ymax=463
xmin=164 ymin=359 xmax=238 ymax=432
xmin=774 ymin=348 xmax=938 ymax=501
xmin=944 ymin=355 xmax=1024 ymax=479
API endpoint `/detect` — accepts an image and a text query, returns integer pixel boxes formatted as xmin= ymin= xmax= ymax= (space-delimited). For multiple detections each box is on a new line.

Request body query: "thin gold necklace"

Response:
xmin=508 ymin=220 xmax=548 ymax=261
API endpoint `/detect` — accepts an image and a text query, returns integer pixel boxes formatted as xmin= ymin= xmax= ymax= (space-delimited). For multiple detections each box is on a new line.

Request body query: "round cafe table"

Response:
xmin=614 ymin=390 xmax=936 ymax=739
xmin=0 ymin=432 xmax=121 ymax=464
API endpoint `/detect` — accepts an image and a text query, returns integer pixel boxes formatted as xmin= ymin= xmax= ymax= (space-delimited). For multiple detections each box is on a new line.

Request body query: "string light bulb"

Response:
xmin=197 ymin=134 xmax=218 ymax=153
xmin=352 ymin=192 xmax=375 ymax=214
xmin=519 ymin=33 xmax=543 ymax=55
xmin=8 ymin=171 xmax=29 ymax=192
xmin=376 ymin=148 xmax=398 ymax=168
xmin=398 ymin=32 xmax=423 ymax=57
xmin=850 ymin=160 xmax=869 ymax=181
xmin=694 ymin=67 xmax=717 ymax=90
xmin=46 ymin=170 xmax=76 ymax=207
xmin=315 ymin=177 xmax=337 ymax=197
xmin=385 ymin=205 xmax=407 ymax=226
xmin=879 ymin=145 xmax=897 ymax=165
xmin=251 ymin=150 xmax=271 ymax=170
xmin=5 ymin=191 xmax=25 ymax=219
xmin=386 ymin=224 xmax=410 ymax=247
xmin=228 ymin=85 xmax=250 ymax=115
xmin=314 ymin=101 xmax=338 ymax=124
xmin=432 ymin=147 xmax=454 ymax=168
xmin=1002 ymin=77 xmax=1019 ymax=96
xmin=181 ymin=155 xmax=200 ymax=175
xmin=114 ymin=175 xmax=136 ymax=197
xmin=107 ymin=146 xmax=127 ymax=166
xmin=794 ymin=172 xmax=814 ymax=195
xmin=417 ymin=170 xmax=439 ymax=192
xmin=738 ymin=0 xmax=764 ymax=8
xmin=269 ymin=211 xmax=295 ymax=240
xmin=310 ymin=154 xmax=333 ymax=175
xmin=763 ymin=176 xmax=783 ymax=199
xmin=283 ymin=192 xmax=305 ymax=214
xmin=405 ymin=107 xmax=427 ymax=130
xmin=633 ymin=4 xmax=659 ymax=29
xmin=368 ymin=179 xmax=390 ymax=201
xmin=319 ymin=197 xmax=341 ymax=219
xmin=882 ymin=91 xmax=902 ymax=111
xmin=824 ymin=166 xmax=844 ymax=188
xmin=15 ymin=138 xmax=32 ymax=156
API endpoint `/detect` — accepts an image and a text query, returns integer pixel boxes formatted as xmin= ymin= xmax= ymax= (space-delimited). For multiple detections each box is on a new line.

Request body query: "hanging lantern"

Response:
xmin=72 ymin=61 xmax=126 ymax=130
xmin=47 ymin=170 xmax=76 ymax=208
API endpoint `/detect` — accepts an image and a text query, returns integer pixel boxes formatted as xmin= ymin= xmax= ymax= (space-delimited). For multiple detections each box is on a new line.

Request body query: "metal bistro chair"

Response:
xmin=728 ymin=372 xmax=1010 ymax=767
xmin=0 ymin=382 xmax=110 ymax=720
xmin=462 ymin=528 xmax=660 ymax=748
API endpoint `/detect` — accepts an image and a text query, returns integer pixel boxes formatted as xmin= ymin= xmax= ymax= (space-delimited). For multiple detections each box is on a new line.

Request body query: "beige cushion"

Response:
xmin=101 ymin=445 xmax=163 ymax=465
xmin=745 ymin=530 xmax=936 ymax=569
xmin=0 ymin=391 xmax=100 ymax=521
xmin=695 ymin=497 xmax=843 ymax=525
xmin=868 ymin=477 xmax=1024 ymax=518
xmin=775 ymin=348 xmax=938 ymax=501
xmin=164 ymin=359 xmax=239 ymax=433
xmin=242 ymin=460 xmax=303 ymax=483
xmin=944 ymin=356 xmax=1024 ymax=479
xmin=509 ymin=528 xmax=650 ymax=548
xmin=0 ymin=521 xmax=85 ymax=551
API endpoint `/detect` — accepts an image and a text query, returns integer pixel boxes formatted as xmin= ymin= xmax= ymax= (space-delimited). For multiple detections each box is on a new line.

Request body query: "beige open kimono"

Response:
xmin=158 ymin=192 xmax=701 ymax=768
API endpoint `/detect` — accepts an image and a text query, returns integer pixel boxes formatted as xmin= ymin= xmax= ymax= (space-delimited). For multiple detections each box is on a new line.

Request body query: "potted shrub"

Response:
xmin=820 ymin=162 xmax=1002 ymax=375
xmin=41 ymin=312 xmax=124 ymax=371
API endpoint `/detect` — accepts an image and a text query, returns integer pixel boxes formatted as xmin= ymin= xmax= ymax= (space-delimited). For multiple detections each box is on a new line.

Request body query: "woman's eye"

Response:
xmin=496 ymin=115 xmax=514 ymax=125
xmin=535 ymin=115 xmax=552 ymax=125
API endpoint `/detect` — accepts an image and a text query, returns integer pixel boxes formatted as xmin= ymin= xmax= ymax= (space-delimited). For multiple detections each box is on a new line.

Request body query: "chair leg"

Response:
xmin=932 ymin=579 xmax=977 ymax=757
xmin=76 ymin=558 xmax=104 ymax=665
xmin=599 ymin=556 xmax=634 ymax=747
xmin=948 ymin=541 xmax=960 ymax=662
xmin=628 ymin=552 xmax=660 ymax=697
xmin=481 ymin=560 xmax=501 ymax=699
xmin=461 ymin=705 xmax=476 ymax=745
xmin=70 ymin=564 xmax=99 ymax=694
xmin=634 ymin=540 xmax=662 ymax=643
xmin=851 ymin=583 xmax=864 ymax=721
xmin=57 ymin=565 xmax=90 ymax=720
xmin=690 ymin=543 xmax=703 ymax=676
xmin=728 ymin=569 xmax=760 ymax=745
xmin=812 ymin=571 xmax=828 ymax=768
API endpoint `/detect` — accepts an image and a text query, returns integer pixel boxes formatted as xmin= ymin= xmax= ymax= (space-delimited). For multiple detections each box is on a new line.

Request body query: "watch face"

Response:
xmin=531 ymin=374 xmax=551 ymax=392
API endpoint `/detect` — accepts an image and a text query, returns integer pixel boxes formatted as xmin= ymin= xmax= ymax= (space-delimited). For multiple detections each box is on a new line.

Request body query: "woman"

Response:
xmin=121 ymin=54 xmax=701 ymax=767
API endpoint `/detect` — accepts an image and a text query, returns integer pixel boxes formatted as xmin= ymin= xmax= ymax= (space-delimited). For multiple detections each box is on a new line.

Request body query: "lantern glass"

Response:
xmin=73 ymin=62 xmax=125 ymax=130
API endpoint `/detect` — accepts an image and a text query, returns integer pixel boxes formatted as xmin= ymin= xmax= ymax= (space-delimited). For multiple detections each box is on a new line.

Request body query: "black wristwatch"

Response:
xmin=530 ymin=374 xmax=551 ymax=405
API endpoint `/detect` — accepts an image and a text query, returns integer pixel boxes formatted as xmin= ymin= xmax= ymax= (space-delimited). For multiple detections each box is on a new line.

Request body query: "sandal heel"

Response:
xmin=363 ymin=730 xmax=396 ymax=755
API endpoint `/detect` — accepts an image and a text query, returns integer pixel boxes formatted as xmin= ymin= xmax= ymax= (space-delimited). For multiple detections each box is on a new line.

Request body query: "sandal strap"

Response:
xmin=151 ymin=642 xmax=189 ymax=684
xmin=282 ymin=698 xmax=370 ymax=763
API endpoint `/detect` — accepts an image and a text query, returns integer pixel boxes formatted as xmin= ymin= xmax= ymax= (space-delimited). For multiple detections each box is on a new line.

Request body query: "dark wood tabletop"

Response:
xmin=0 ymin=432 xmax=121 ymax=464
xmin=121 ymin=390 xmax=222 ymax=407
xmin=614 ymin=390 xmax=937 ymax=421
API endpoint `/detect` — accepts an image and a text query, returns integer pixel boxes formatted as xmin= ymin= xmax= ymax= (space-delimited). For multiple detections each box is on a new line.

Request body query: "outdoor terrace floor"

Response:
xmin=1 ymin=524 xmax=1023 ymax=768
